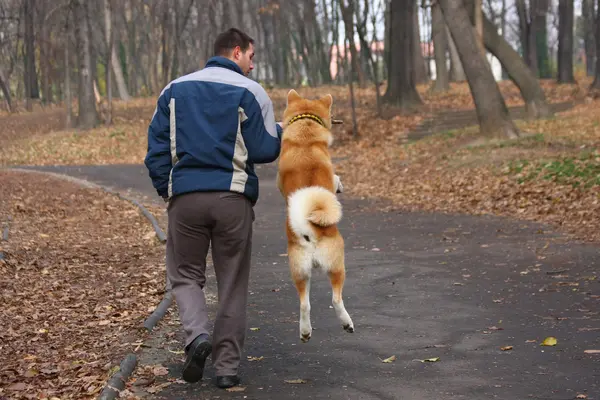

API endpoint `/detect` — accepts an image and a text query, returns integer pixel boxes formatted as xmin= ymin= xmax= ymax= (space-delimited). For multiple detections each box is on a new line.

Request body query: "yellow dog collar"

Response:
xmin=287 ymin=113 xmax=326 ymax=128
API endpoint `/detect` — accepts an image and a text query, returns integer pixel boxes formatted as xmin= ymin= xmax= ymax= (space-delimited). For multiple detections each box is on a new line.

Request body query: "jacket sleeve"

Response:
xmin=144 ymin=86 xmax=172 ymax=199
xmin=240 ymin=85 xmax=282 ymax=164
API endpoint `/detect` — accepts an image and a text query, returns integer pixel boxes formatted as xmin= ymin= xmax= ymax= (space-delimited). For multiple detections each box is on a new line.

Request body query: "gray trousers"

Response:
xmin=166 ymin=191 xmax=254 ymax=376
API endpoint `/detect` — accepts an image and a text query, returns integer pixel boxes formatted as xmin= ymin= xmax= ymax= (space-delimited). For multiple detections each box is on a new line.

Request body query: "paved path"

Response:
xmin=20 ymin=164 xmax=600 ymax=400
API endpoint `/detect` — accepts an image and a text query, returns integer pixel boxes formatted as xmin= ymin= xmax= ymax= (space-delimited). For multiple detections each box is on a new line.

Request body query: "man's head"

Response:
xmin=213 ymin=28 xmax=255 ymax=76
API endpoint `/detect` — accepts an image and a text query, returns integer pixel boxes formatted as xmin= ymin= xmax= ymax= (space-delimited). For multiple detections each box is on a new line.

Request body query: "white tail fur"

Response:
xmin=288 ymin=186 xmax=342 ymax=241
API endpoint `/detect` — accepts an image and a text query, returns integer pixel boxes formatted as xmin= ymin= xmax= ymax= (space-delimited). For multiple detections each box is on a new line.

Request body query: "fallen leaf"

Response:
xmin=501 ymin=346 xmax=513 ymax=351
xmin=147 ymin=382 xmax=173 ymax=394
xmin=576 ymin=394 xmax=588 ymax=399
xmin=133 ymin=377 xmax=155 ymax=387
xmin=24 ymin=368 xmax=39 ymax=377
xmin=285 ymin=379 xmax=307 ymax=384
xmin=422 ymin=357 xmax=440 ymax=362
xmin=488 ymin=326 xmax=504 ymax=331
xmin=226 ymin=386 xmax=246 ymax=392
xmin=250 ymin=327 xmax=260 ymax=331
xmin=168 ymin=349 xmax=185 ymax=355
xmin=152 ymin=365 xmax=169 ymax=376
xmin=584 ymin=349 xmax=600 ymax=354
xmin=8 ymin=382 xmax=27 ymax=391
xmin=247 ymin=356 xmax=264 ymax=361
xmin=525 ymin=340 xmax=536 ymax=343
xmin=541 ymin=337 xmax=557 ymax=346
xmin=381 ymin=355 xmax=396 ymax=363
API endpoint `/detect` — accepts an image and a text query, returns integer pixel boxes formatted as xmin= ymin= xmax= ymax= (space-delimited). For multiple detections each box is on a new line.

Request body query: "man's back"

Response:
xmin=144 ymin=56 xmax=282 ymax=206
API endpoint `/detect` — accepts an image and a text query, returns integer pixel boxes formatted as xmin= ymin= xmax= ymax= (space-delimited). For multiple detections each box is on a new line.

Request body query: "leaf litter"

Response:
xmin=0 ymin=171 xmax=166 ymax=399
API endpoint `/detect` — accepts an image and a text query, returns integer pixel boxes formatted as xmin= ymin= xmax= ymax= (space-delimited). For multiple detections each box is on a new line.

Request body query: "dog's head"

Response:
xmin=282 ymin=89 xmax=333 ymax=130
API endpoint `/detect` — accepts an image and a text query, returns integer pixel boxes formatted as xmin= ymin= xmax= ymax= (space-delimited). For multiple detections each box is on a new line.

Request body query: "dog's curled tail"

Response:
xmin=288 ymin=186 xmax=342 ymax=241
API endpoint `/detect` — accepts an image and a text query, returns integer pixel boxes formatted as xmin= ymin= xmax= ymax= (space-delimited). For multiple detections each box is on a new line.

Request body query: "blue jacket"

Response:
xmin=144 ymin=56 xmax=282 ymax=205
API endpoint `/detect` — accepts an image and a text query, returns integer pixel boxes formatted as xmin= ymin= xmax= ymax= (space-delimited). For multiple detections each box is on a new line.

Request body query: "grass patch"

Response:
xmin=507 ymin=152 xmax=600 ymax=188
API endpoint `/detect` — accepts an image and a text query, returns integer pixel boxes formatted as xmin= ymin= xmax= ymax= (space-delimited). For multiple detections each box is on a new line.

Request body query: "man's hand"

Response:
xmin=334 ymin=174 xmax=343 ymax=194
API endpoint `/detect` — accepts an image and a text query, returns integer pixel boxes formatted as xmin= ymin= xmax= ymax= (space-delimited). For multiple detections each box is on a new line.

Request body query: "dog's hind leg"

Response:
xmin=328 ymin=262 xmax=354 ymax=334
xmin=289 ymin=248 xmax=313 ymax=342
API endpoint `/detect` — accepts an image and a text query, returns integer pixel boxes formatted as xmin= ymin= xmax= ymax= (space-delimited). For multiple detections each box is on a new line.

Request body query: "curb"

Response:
xmin=2 ymin=216 xmax=9 ymax=241
xmin=0 ymin=216 xmax=9 ymax=261
xmin=97 ymin=353 xmax=138 ymax=400
xmin=1 ymin=168 xmax=172 ymax=397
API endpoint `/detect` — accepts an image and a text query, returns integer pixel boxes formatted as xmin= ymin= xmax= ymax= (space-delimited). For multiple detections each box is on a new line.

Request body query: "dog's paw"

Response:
xmin=300 ymin=331 xmax=312 ymax=342
xmin=343 ymin=323 xmax=354 ymax=333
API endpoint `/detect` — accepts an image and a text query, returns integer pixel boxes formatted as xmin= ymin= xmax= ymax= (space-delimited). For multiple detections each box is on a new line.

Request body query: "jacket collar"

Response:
xmin=205 ymin=56 xmax=244 ymax=76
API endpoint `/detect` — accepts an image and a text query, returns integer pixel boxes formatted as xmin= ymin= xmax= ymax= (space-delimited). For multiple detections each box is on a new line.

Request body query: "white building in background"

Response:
xmin=329 ymin=40 xmax=504 ymax=82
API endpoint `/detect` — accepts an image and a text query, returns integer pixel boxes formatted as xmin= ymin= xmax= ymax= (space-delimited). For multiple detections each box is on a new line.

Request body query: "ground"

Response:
xmin=0 ymin=77 xmax=598 ymax=399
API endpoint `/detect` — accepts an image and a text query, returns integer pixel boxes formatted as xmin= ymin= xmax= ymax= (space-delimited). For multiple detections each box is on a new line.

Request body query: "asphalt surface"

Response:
xmin=18 ymin=164 xmax=600 ymax=400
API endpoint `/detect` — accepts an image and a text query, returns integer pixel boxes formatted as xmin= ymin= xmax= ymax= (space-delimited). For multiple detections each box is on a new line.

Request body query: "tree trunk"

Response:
xmin=111 ymin=46 xmax=131 ymax=101
xmin=481 ymin=15 xmax=550 ymax=118
xmin=438 ymin=0 xmax=519 ymax=139
xmin=339 ymin=0 xmax=367 ymax=87
xmin=413 ymin=1 xmax=428 ymax=84
xmin=591 ymin=0 xmax=600 ymax=90
xmin=515 ymin=0 xmax=529 ymax=61
xmin=345 ymin=37 xmax=359 ymax=137
xmin=23 ymin=0 xmax=40 ymax=111
xmin=447 ymin=25 xmax=466 ymax=81
xmin=74 ymin=0 xmax=98 ymax=129
xmin=40 ymin=2 xmax=52 ymax=104
xmin=383 ymin=0 xmax=422 ymax=111
xmin=65 ymin=9 xmax=72 ymax=129
xmin=533 ymin=0 xmax=551 ymax=78
xmin=583 ymin=0 xmax=596 ymax=77
xmin=431 ymin=2 xmax=450 ymax=92
xmin=369 ymin=1 xmax=383 ymax=116
xmin=105 ymin=0 xmax=113 ymax=125
xmin=557 ymin=0 xmax=575 ymax=83
xmin=0 ymin=68 xmax=13 ymax=112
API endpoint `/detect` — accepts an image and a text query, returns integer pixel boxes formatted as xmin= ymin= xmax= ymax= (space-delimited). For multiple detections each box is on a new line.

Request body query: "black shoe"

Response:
xmin=181 ymin=336 xmax=212 ymax=383
xmin=215 ymin=375 xmax=240 ymax=389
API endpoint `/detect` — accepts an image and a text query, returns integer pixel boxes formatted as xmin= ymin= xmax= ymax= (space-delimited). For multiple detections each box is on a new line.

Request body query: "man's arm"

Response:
xmin=144 ymin=87 xmax=173 ymax=199
xmin=240 ymin=85 xmax=281 ymax=164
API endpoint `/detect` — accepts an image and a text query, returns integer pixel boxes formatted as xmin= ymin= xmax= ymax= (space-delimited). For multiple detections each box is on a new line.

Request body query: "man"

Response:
xmin=144 ymin=28 xmax=282 ymax=389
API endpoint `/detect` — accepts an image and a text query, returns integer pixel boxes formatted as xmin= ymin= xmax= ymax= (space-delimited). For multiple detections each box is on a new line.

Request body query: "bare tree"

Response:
xmin=481 ymin=14 xmax=550 ymax=118
xmin=23 ymin=0 xmax=39 ymax=111
xmin=431 ymin=1 xmax=450 ymax=92
xmin=339 ymin=0 xmax=367 ymax=87
xmin=104 ymin=0 xmax=113 ymax=125
xmin=384 ymin=0 xmax=423 ymax=111
xmin=557 ymin=0 xmax=575 ymax=83
xmin=583 ymin=0 xmax=596 ymax=77
xmin=413 ymin=1 xmax=428 ymax=83
xmin=74 ymin=0 xmax=98 ymax=129
xmin=438 ymin=0 xmax=519 ymax=138
xmin=447 ymin=25 xmax=465 ymax=81
xmin=591 ymin=0 xmax=600 ymax=91
xmin=517 ymin=0 xmax=551 ymax=78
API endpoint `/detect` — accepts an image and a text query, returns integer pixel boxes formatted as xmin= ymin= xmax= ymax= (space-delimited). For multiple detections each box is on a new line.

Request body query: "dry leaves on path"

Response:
xmin=0 ymin=171 xmax=166 ymax=399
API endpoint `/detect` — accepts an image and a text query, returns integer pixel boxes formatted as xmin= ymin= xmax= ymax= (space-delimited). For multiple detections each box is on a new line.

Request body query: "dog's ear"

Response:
xmin=287 ymin=89 xmax=301 ymax=105
xmin=320 ymin=94 xmax=333 ymax=114
xmin=320 ymin=94 xmax=333 ymax=108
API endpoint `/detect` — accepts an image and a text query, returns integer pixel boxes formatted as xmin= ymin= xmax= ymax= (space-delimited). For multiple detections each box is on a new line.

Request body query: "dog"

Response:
xmin=276 ymin=89 xmax=354 ymax=342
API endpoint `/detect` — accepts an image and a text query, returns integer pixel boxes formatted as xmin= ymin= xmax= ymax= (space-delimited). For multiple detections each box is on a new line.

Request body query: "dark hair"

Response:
xmin=213 ymin=28 xmax=254 ymax=57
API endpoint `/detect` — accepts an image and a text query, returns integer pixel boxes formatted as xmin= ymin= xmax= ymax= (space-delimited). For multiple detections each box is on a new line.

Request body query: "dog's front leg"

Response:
xmin=276 ymin=171 xmax=285 ymax=196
